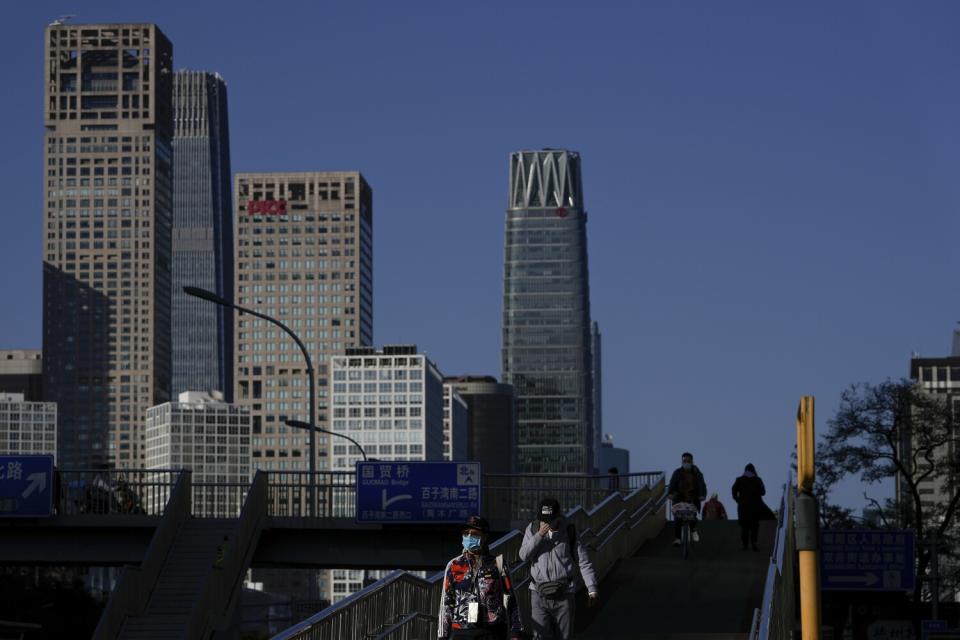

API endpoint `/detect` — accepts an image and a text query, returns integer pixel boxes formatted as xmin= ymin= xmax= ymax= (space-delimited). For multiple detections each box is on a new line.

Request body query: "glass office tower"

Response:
xmin=171 ymin=71 xmax=233 ymax=399
xmin=502 ymin=149 xmax=594 ymax=474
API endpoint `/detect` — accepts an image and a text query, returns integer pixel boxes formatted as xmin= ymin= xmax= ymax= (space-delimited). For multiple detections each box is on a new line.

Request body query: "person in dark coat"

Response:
xmin=667 ymin=452 xmax=707 ymax=545
xmin=732 ymin=463 xmax=766 ymax=551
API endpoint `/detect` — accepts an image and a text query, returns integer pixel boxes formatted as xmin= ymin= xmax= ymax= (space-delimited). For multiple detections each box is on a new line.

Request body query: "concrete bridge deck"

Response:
xmin=577 ymin=520 xmax=776 ymax=639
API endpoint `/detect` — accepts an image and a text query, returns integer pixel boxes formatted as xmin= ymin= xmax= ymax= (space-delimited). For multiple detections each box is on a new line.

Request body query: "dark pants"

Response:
xmin=531 ymin=591 xmax=575 ymax=639
xmin=674 ymin=518 xmax=698 ymax=539
xmin=740 ymin=519 xmax=759 ymax=548
xmin=450 ymin=623 xmax=508 ymax=639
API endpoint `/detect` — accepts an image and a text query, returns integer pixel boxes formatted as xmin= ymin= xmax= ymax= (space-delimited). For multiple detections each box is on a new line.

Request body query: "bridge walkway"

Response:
xmin=577 ymin=520 xmax=776 ymax=640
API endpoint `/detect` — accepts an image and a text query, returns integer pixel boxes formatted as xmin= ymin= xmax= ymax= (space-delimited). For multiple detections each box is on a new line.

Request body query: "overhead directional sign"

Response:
xmin=0 ymin=455 xmax=54 ymax=518
xmin=820 ymin=529 xmax=915 ymax=591
xmin=356 ymin=461 xmax=481 ymax=524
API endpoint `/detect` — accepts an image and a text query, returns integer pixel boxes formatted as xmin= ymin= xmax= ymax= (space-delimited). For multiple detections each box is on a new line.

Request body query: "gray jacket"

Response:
xmin=518 ymin=519 xmax=598 ymax=594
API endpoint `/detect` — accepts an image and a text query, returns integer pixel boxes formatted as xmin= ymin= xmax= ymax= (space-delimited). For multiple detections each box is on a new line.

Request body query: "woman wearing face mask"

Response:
xmin=438 ymin=515 xmax=523 ymax=640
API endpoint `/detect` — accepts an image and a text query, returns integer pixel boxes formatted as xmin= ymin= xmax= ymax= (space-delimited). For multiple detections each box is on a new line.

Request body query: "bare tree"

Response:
xmin=818 ymin=379 xmax=960 ymax=603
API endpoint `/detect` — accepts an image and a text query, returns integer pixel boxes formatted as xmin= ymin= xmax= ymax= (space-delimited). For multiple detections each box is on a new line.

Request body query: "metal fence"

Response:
xmin=54 ymin=469 xmax=663 ymax=524
xmin=58 ymin=468 xmax=182 ymax=516
xmin=749 ymin=472 xmax=796 ymax=640
xmin=483 ymin=471 xmax=664 ymax=525
xmin=192 ymin=482 xmax=250 ymax=518
xmin=270 ymin=473 xmax=667 ymax=640
xmin=265 ymin=471 xmax=356 ymax=518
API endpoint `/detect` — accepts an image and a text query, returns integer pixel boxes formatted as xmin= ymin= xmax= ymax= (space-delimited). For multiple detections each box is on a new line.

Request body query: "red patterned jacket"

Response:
xmin=437 ymin=551 xmax=522 ymax=638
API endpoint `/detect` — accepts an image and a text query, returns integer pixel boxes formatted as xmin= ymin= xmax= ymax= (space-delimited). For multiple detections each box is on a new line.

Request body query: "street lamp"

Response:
xmin=285 ymin=419 xmax=367 ymax=462
xmin=183 ymin=286 xmax=318 ymax=517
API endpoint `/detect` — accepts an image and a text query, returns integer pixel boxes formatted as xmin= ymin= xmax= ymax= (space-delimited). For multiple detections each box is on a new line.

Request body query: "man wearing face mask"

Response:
xmin=438 ymin=515 xmax=522 ymax=639
xmin=668 ymin=452 xmax=708 ymax=546
xmin=519 ymin=497 xmax=598 ymax=640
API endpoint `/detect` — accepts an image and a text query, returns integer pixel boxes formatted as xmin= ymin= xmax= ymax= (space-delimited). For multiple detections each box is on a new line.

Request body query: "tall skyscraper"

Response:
xmin=591 ymin=321 xmax=602 ymax=474
xmin=502 ymin=149 xmax=594 ymax=474
xmin=42 ymin=24 xmax=174 ymax=468
xmin=171 ymin=71 xmax=233 ymax=399
xmin=234 ymin=172 xmax=373 ymax=471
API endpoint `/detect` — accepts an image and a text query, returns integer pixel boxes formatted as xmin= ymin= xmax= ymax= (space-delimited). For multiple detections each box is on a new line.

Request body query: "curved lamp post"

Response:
xmin=285 ymin=419 xmax=367 ymax=462
xmin=183 ymin=286 xmax=318 ymax=517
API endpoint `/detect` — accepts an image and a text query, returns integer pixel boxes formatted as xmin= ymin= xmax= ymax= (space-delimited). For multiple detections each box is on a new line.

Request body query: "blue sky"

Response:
xmin=2 ymin=1 xmax=959 ymax=510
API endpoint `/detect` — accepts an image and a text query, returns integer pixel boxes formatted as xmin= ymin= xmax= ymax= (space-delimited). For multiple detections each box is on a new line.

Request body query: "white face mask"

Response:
xmin=682 ymin=462 xmax=692 ymax=471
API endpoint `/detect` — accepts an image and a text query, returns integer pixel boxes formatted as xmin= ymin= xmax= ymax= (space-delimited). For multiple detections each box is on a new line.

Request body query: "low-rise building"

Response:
xmin=0 ymin=392 xmax=57 ymax=460
xmin=145 ymin=391 xmax=251 ymax=516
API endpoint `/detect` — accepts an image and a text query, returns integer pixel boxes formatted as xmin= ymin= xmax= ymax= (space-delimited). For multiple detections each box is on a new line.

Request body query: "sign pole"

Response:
xmin=797 ymin=396 xmax=822 ymax=640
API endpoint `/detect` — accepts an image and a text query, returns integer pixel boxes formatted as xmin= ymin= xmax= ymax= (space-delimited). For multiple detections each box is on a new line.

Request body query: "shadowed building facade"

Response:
xmin=501 ymin=149 xmax=595 ymax=474
xmin=171 ymin=70 xmax=233 ymax=399
xmin=42 ymin=24 xmax=174 ymax=468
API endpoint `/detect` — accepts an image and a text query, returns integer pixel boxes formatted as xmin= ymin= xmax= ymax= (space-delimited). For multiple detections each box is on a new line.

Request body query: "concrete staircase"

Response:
xmin=119 ymin=519 xmax=233 ymax=639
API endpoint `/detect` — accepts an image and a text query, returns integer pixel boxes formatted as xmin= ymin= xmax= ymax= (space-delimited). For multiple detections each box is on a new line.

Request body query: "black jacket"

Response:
xmin=732 ymin=474 xmax=766 ymax=522
xmin=668 ymin=465 xmax=707 ymax=507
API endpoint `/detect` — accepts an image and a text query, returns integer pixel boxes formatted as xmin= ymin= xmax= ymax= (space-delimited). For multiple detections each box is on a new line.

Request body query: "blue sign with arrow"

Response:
xmin=820 ymin=529 xmax=915 ymax=591
xmin=0 ymin=455 xmax=54 ymax=518
xmin=355 ymin=461 xmax=481 ymax=524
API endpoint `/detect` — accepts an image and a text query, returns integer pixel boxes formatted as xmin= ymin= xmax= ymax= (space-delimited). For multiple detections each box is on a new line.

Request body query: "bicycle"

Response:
xmin=671 ymin=502 xmax=699 ymax=559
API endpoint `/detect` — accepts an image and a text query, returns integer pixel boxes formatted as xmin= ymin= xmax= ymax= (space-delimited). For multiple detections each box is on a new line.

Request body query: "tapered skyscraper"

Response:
xmin=42 ymin=24 xmax=174 ymax=468
xmin=171 ymin=71 xmax=233 ymax=399
xmin=502 ymin=149 xmax=594 ymax=474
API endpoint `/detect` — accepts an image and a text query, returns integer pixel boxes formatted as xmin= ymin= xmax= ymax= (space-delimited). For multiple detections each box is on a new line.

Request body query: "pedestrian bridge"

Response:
xmin=273 ymin=471 xmax=796 ymax=640
xmin=0 ymin=468 xmax=668 ymax=639
xmin=0 ymin=468 xmax=796 ymax=638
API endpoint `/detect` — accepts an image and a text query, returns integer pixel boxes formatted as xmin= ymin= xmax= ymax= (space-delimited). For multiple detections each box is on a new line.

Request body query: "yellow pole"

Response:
xmin=796 ymin=396 xmax=821 ymax=640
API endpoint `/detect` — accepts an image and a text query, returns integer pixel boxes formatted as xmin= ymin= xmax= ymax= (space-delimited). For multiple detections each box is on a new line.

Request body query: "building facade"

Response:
xmin=327 ymin=345 xmax=445 ymax=603
xmin=442 ymin=383 xmax=468 ymax=461
xmin=329 ymin=345 xmax=445 ymax=468
xmin=145 ymin=391 xmax=251 ymax=515
xmin=502 ymin=149 xmax=594 ymax=474
xmin=0 ymin=393 xmax=58 ymax=460
xmin=591 ymin=322 xmax=602 ymax=474
xmin=443 ymin=376 xmax=515 ymax=475
xmin=0 ymin=351 xmax=44 ymax=401
xmin=42 ymin=23 xmax=174 ymax=468
xmin=599 ymin=433 xmax=629 ymax=475
xmin=234 ymin=172 xmax=373 ymax=472
xmin=171 ymin=71 xmax=233 ymax=399
xmin=906 ymin=355 xmax=960 ymax=516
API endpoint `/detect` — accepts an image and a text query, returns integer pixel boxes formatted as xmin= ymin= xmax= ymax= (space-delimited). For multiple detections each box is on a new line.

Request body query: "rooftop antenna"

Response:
xmin=49 ymin=15 xmax=75 ymax=26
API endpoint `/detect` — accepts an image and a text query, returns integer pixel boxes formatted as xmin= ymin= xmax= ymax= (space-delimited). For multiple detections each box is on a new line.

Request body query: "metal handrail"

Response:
xmin=271 ymin=473 xmax=667 ymax=640
xmin=749 ymin=470 xmax=796 ymax=640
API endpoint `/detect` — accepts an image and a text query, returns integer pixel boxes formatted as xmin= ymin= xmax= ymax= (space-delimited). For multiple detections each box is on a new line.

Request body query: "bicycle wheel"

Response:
xmin=681 ymin=522 xmax=690 ymax=559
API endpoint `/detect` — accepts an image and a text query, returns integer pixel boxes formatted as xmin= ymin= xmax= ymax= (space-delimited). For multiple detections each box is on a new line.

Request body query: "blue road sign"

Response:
xmin=922 ymin=620 xmax=949 ymax=640
xmin=820 ymin=529 xmax=915 ymax=591
xmin=0 ymin=455 xmax=54 ymax=518
xmin=356 ymin=461 xmax=481 ymax=524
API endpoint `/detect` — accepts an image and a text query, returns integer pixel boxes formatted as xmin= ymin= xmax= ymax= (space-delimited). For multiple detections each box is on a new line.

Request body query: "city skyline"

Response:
xmin=1 ymin=4 xmax=959 ymax=506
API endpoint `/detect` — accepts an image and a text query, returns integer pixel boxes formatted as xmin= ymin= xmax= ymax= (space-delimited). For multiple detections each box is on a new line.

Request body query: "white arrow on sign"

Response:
xmin=382 ymin=489 xmax=412 ymax=510
xmin=21 ymin=472 xmax=47 ymax=499
xmin=827 ymin=573 xmax=879 ymax=587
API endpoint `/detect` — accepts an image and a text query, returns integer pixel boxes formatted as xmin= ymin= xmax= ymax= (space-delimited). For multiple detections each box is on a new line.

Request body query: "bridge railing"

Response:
xmin=749 ymin=471 xmax=796 ymax=640
xmin=265 ymin=471 xmax=356 ymax=518
xmin=270 ymin=472 xmax=667 ymax=640
xmin=58 ymin=468 xmax=182 ymax=516
xmin=192 ymin=482 xmax=250 ymax=518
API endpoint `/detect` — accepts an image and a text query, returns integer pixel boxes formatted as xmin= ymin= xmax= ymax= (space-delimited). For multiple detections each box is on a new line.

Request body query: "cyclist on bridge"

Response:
xmin=668 ymin=452 xmax=707 ymax=546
